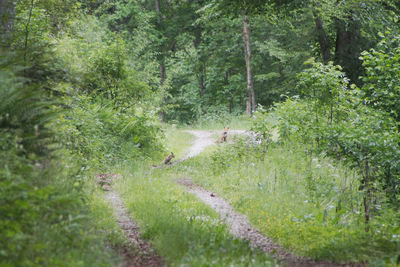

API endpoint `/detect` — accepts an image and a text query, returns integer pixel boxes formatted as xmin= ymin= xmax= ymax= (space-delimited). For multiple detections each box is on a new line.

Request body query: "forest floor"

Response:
xmin=103 ymin=130 xmax=364 ymax=267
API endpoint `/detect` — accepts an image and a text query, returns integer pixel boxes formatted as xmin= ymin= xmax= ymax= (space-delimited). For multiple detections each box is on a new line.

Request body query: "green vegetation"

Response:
xmin=112 ymin=158 xmax=275 ymax=266
xmin=180 ymin=137 xmax=399 ymax=265
xmin=1 ymin=1 xmax=162 ymax=265
xmin=2 ymin=0 xmax=400 ymax=266
xmin=0 ymin=60 xmax=125 ymax=266
xmin=162 ymin=126 xmax=194 ymax=161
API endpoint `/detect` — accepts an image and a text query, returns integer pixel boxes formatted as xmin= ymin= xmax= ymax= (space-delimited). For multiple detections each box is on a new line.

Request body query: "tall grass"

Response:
xmin=179 ymin=136 xmax=400 ymax=265
xmin=162 ymin=126 xmax=195 ymax=161
xmin=178 ymin=114 xmax=252 ymax=130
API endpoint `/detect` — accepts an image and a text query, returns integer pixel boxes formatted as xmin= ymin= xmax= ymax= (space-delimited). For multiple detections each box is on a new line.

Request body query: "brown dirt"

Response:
xmin=100 ymin=174 xmax=164 ymax=267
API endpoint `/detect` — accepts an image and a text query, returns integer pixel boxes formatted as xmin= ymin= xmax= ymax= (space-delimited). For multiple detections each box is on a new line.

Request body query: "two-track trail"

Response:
xmin=104 ymin=189 xmax=164 ymax=267
xmin=176 ymin=130 xmax=363 ymax=267
xmin=102 ymin=129 xmax=363 ymax=267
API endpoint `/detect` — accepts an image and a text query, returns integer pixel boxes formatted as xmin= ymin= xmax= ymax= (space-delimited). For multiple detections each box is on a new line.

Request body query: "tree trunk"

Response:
xmin=0 ymin=0 xmax=16 ymax=48
xmin=334 ymin=16 xmax=361 ymax=84
xmin=363 ymin=159 xmax=371 ymax=232
xmin=159 ymin=60 xmax=167 ymax=121
xmin=155 ymin=0 xmax=167 ymax=121
xmin=314 ymin=15 xmax=330 ymax=64
xmin=194 ymin=26 xmax=206 ymax=98
xmin=199 ymin=68 xmax=205 ymax=97
xmin=242 ymin=15 xmax=255 ymax=115
xmin=155 ymin=0 xmax=160 ymax=17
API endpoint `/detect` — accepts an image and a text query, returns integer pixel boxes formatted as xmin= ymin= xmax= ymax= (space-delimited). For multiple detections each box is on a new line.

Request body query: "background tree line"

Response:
xmin=3 ymin=0 xmax=399 ymax=123
xmin=74 ymin=0 xmax=399 ymax=122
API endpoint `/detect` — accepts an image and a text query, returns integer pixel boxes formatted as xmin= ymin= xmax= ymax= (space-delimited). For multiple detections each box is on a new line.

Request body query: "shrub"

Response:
xmin=360 ymin=34 xmax=400 ymax=123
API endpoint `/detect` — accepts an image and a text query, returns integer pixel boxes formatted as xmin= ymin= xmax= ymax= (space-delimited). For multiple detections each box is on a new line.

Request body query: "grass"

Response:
xmin=97 ymin=124 xmax=398 ymax=266
xmin=179 ymin=136 xmax=400 ymax=266
xmin=175 ymin=114 xmax=252 ymax=131
xmin=103 ymin=126 xmax=277 ymax=266
xmin=162 ymin=125 xmax=195 ymax=161
xmin=111 ymin=161 xmax=276 ymax=266
xmin=87 ymin=187 xmax=127 ymax=250
xmin=117 ymin=166 xmax=276 ymax=266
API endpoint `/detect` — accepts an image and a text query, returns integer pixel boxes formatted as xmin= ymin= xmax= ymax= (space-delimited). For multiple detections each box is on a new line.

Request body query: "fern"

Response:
xmin=0 ymin=57 xmax=56 ymax=157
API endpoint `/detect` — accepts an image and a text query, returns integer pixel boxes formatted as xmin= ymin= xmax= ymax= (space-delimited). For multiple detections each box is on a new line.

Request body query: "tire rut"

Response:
xmin=176 ymin=130 xmax=365 ymax=267
xmin=103 ymin=184 xmax=164 ymax=267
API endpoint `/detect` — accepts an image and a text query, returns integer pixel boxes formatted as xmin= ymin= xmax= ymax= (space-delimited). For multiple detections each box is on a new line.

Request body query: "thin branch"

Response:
xmin=23 ymin=0 xmax=35 ymax=63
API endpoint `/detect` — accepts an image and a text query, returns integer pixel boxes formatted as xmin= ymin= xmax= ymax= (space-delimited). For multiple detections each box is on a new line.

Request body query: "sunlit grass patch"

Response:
xmin=163 ymin=126 xmax=196 ymax=161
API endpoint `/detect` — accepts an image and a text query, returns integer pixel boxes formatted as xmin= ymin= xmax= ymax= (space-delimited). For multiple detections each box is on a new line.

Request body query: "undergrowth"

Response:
xmin=179 ymin=114 xmax=252 ymax=130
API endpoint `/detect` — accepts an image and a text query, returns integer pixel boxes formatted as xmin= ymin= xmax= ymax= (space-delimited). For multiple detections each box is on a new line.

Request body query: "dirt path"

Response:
xmin=177 ymin=130 xmax=363 ymax=267
xmin=102 ymin=182 xmax=164 ymax=266
xmin=103 ymin=129 xmax=362 ymax=266
xmin=181 ymin=130 xmax=246 ymax=160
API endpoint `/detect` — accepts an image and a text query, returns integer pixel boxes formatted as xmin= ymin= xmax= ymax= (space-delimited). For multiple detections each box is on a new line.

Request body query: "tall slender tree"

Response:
xmin=0 ymin=0 xmax=16 ymax=48
xmin=242 ymin=14 xmax=255 ymax=114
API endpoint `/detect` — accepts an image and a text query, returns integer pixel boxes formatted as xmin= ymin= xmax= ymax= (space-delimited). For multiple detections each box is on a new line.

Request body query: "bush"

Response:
xmin=53 ymin=95 xmax=164 ymax=169
xmin=251 ymin=57 xmax=400 ymax=234
xmin=0 ymin=60 xmax=121 ymax=266
xmin=360 ymin=34 xmax=400 ymax=123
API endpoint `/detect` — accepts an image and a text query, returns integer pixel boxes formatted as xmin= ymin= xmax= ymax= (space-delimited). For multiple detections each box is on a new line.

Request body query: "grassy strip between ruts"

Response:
xmin=179 ymin=135 xmax=400 ymax=266
xmin=87 ymin=185 xmax=127 ymax=254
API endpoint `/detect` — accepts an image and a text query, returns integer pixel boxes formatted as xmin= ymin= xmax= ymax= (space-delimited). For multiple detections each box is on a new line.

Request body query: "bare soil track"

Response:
xmin=177 ymin=130 xmax=365 ymax=267
xmin=101 ymin=176 xmax=164 ymax=267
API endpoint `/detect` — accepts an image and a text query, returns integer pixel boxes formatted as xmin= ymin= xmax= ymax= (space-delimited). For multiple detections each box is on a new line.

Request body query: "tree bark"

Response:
xmin=242 ymin=15 xmax=255 ymax=115
xmin=314 ymin=15 xmax=330 ymax=64
xmin=0 ymin=0 xmax=16 ymax=48
xmin=194 ymin=26 xmax=206 ymax=98
xmin=198 ymin=68 xmax=205 ymax=97
xmin=159 ymin=59 xmax=167 ymax=121
xmin=334 ymin=16 xmax=361 ymax=84
xmin=363 ymin=159 xmax=371 ymax=232
xmin=155 ymin=0 xmax=168 ymax=121
xmin=155 ymin=0 xmax=160 ymax=18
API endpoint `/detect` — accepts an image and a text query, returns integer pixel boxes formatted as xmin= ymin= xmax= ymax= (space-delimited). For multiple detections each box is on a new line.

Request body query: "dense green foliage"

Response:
xmin=249 ymin=40 xmax=400 ymax=263
xmin=0 ymin=1 xmax=162 ymax=265
xmin=0 ymin=57 xmax=124 ymax=265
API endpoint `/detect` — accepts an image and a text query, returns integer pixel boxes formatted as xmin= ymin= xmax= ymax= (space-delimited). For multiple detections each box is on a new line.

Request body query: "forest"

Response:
xmin=1 ymin=0 xmax=400 ymax=266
